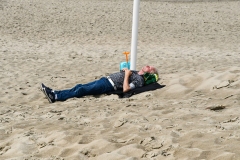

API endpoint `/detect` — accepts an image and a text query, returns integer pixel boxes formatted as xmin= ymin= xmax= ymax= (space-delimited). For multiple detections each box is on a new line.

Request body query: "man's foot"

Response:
xmin=40 ymin=83 xmax=55 ymax=103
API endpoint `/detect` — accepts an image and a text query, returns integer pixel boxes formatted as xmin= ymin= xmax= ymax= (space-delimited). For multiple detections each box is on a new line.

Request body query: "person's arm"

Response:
xmin=123 ymin=69 xmax=132 ymax=92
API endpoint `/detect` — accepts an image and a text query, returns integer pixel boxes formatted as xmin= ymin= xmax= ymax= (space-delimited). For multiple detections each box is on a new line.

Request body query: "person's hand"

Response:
xmin=122 ymin=68 xmax=128 ymax=71
xmin=124 ymin=69 xmax=132 ymax=76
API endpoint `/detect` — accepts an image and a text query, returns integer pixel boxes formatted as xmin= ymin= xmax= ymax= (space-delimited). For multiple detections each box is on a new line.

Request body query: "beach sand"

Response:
xmin=0 ymin=0 xmax=240 ymax=159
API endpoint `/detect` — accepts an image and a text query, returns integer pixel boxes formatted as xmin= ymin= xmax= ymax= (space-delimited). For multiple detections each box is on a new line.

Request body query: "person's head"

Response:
xmin=138 ymin=65 xmax=158 ymax=75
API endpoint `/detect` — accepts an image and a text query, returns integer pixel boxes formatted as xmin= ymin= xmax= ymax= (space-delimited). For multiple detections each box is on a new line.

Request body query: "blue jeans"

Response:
xmin=55 ymin=77 xmax=115 ymax=101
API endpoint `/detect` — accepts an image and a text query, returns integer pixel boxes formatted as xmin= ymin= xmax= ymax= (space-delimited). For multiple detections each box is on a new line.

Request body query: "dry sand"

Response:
xmin=0 ymin=0 xmax=240 ymax=159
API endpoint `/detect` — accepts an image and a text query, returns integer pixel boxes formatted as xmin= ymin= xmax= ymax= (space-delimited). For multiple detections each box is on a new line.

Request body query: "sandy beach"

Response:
xmin=0 ymin=0 xmax=240 ymax=159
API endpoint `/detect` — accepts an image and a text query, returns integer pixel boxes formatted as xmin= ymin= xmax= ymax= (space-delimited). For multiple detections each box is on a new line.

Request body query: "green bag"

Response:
xmin=143 ymin=73 xmax=159 ymax=85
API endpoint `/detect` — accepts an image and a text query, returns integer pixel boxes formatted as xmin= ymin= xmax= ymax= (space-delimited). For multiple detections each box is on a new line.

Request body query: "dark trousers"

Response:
xmin=55 ymin=77 xmax=114 ymax=101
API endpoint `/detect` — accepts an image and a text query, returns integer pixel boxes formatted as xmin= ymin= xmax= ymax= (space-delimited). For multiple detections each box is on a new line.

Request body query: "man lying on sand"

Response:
xmin=40 ymin=65 xmax=158 ymax=103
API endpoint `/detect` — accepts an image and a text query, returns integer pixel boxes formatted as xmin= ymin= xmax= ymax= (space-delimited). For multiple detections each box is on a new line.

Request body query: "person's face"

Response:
xmin=138 ymin=65 xmax=155 ymax=75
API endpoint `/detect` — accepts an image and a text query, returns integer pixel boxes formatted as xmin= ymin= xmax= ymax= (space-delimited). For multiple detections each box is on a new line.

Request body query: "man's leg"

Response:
xmin=55 ymin=78 xmax=114 ymax=101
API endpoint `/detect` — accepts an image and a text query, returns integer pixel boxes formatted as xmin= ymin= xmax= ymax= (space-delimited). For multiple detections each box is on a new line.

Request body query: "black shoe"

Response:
xmin=40 ymin=83 xmax=55 ymax=103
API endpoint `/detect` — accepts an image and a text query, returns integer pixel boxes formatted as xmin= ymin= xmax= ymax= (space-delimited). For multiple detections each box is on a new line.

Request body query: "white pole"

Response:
xmin=130 ymin=0 xmax=140 ymax=70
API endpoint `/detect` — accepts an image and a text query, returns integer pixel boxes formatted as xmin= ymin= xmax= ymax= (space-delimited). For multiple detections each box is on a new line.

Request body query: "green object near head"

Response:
xmin=143 ymin=73 xmax=159 ymax=85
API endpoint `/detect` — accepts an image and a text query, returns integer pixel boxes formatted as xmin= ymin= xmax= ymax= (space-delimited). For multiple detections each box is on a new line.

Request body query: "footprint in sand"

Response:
xmin=114 ymin=118 xmax=128 ymax=128
xmin=78 ymin=135 xmax=95 ymax=144
xmin=140 ymin=136 xmax=164 ymax=151
xmin=0 ymin=145 xmax=11 ymax=155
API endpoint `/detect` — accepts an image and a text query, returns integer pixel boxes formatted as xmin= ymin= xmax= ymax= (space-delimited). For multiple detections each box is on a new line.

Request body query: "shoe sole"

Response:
xmin=40 ymin=83 xmax=53 ymax=103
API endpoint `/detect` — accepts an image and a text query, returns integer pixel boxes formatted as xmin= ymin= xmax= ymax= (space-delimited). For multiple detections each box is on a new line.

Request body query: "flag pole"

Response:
xmin=130 ymin=0 xmax=140 ymax=70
